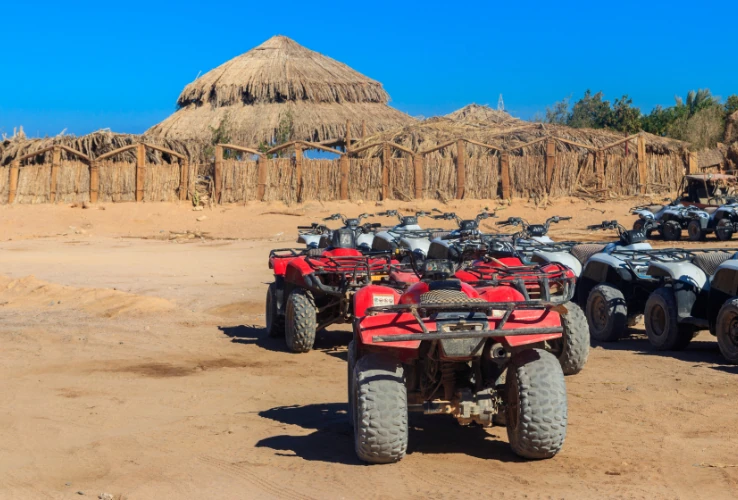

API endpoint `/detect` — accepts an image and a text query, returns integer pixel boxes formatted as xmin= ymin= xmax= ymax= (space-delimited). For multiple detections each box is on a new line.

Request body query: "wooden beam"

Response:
xmin=50 ymin=146 xmax=61 ymax=203
xmin=295 ymin=144 xmax=304 ymax=203
xmin=345 ymin=120 xmax=352 ymax=151
xmin=59 ymin=145 xmax=90 ymax=163
xmin=382 ymin=142 xmax=391 ymax=200
xmin=688 ymin=151 xmax=697 ymax=175
xmin=545 ymin=138 xmax=555 ymax=193
xmin=505 ymin=136 xmax=548 ymax=152
xmin=219 ymin=144 xmax=263 ymax=157
xmin=599 ymin=133 xmax=639 ymax=152
xmin=266 ymin=141 xmax=298 ymax=156
xmin=456 ymin=139 xmax=465 ymax=199
xmin=500 ymin=152 xmax=511 ymax=201
xmin=8 ymin=161 xmax=19 ymax=204
xmin=418 ymin=140 xmax=456 ymax=156
xmin=552 ymin=137 xmax=597 ymax=151
xmin=96 ymin=144 xmax=137 ymax=162
xmin=637 ymin=134 xmax=648 ymax=195
xmin=347 ymin=141 xmax=382 ymax=156
xmin=388 ymin=142 xmax=415 ymax=157
xmin=214 ymin=144 xmax=223 ymax=204
xmin=15 ymin=145 xmax=54 ymax=164
xmin=142 ymin=142 xmax=186 ymax=160
xmin=413 ymin=155 xmax=423 ymax=199
xmin=136 ymin=143 xmax=146 ymax=202
xmin=89 ymin=161 xmax=99 ymax=203
xmin=179 ymin=159 xmax=189 ymax=201
xmin=463 ymin=138 xmax=503 ymax=152
xmin=298 ymin=141 xmax=344 ymax=156
xmin=339 ymin=154 xmax=349 ymax=200
xmin=257 ymin=155 xmax=268 ymax=201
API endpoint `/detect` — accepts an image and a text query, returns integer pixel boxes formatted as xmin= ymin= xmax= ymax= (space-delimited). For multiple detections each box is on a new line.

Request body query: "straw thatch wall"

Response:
xmin=264 ymin=159 xmax=297 ymax=203
xmin=388 ymin=158 xmax=415 ymax=201
xmin=16 ymin=165 xmax=51 ymax=204
xmin=57 ymin=160 xmax=91 ymax=203
xmin=348 ymin=158 xmax=382 ymax=201
xmin=302 ymin=159 xmax=341 ymax=201
xmin=219 ymin=159 xmax=259 ymax=203
xmin=145 ymin=163 xmax=181 ymax=202
xmin=98 ymin=160 xmax=136 ymax=202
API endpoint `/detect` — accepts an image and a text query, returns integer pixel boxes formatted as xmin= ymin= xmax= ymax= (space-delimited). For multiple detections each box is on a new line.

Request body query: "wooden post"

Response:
xmin=345 ymin=120 xmax=352 ymax=151
xmin=214 ymin=144 xmax=223 ymax=204
xmin=136 ymin=143 xmax=145 ymax=202
xmin=637 ymin=134 xmax=647 ymax=194
xmin=50 ymin=146 xmax=61 ymax=203
xmin=89 ymin=161 xmax=99 ymax=203
xmin=456 ymin=139 xmax=466 ymax=199
xmin=545 ymin=138 xmax=555 ymax=193
xmin=413 ymin=154 xmax=423 ymax=199
xmin=179 ymin=159 xmax=189 ymax=201
xmin=339 ymin=154 xmax=349 ymax=200
xmin=257 ymin=155 xmax=268 ymax=201
xmin=500 ymin=152 xmax=511 ymax=201
xmin=295 ymin=144 xmax=303 ymax=202
xmin=688 ymin=151 xmax=697 ymax=175
xmin=382 ymin=142 xmax=391 ymax=200
xmin=594 ymin=150 xmax=604 ymax=190
xmin=8 ymin=161 xmax=19 ymax=204
xmin=361 ymin=121 xmax=367 ymax=139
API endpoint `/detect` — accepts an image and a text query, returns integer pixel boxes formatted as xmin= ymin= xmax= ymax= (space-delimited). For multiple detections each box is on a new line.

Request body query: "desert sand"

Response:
xmin=1 ymin=198 xmax=737 ymax=499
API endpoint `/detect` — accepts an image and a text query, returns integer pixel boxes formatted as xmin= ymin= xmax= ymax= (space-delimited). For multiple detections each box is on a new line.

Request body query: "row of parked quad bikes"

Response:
xmin=264 ymin=206 xmax=738 ymax=465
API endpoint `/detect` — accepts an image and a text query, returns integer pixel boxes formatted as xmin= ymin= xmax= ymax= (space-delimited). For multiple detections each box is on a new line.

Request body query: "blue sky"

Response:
xmin=1 ymin=0 xmax=736 ymax=138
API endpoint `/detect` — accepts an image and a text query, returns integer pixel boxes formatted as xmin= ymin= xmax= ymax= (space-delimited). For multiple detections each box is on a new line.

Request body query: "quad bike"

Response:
xmin=426 ymin=210 xmax=498 ymax=260
xmin=296 ymin=222 xmax=330 ymax=249
xmin=576 ymin=220 xmax=682 ymax=342
xmin=348 ymin=258 xmax=569 ymax=464
xmin=371 ymin=210 xmax=449 ymax=261
xmin=297 ymin=213 xmax=380 ymax=252
xmin=644 ymin=248 xmax=738 ymax=362
xmin=266 ymin=227 xmax=395 ymax=353
xmin=630 ymin=200 xmax=703 ymax=241
xmin=685 ymin=201 xmax=738 ymax=242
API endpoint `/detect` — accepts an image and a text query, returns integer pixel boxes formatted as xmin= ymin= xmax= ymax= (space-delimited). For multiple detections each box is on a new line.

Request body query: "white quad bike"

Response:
xmin=425 ymin=210 xmax=497 ymax=260
xmin=685 ymin=200 xmax=738 ymax=242
xmin=371 ymin=210 xmax=448 ymax=262
xmin=644 ymin=248 xmax=738 ymax=362
xmin=297 ymin=213 xmax=379 ymax=252
xmin=630 ymin=201 xmax=703 ymax=241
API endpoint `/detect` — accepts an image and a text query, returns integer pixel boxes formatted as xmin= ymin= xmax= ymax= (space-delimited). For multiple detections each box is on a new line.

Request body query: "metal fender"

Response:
xmin=356 ymin=233 xmax=374 ymax=249
xmin=586 ymin=253 xmax=628 ymax=271
xmin=533 ymin=250 xmax=582 ymax=277
xmin=401 ymin=236 xmax=432 ymax=255
xmin=647 ymin=261 xmax=708 ymax=290
xmin=354 ymin=285 xmax=401 ymax=318
xmin=633 ymin=210 xmax=656 ymax=219
xmin=373 ymin=231 xmax=393 ymax=242
xmin=298 ymin=234 xmax=322 ymax=247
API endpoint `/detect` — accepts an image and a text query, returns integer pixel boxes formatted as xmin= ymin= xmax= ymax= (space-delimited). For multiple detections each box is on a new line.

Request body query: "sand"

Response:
xmin=1 ymin=198 xmax=737 ymax=499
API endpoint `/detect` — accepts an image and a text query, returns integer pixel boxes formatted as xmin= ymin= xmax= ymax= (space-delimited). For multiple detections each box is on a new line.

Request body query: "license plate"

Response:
xmin=372 ymin=295 xmax=395 ymax=307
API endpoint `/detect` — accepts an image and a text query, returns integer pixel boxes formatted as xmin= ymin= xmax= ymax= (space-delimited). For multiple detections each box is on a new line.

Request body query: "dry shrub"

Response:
xmin=302 ymin=159 xmax=341 ymax=201
xmin=98 ymin=160 xmax=136 ymax=202
xmin=16 ymin=165 xmax=51 ymax=203
xmin=219 ymin=159 xmax=258 ymax=203
xmin=389 ymin=158 xmax=414 ymax=200
xmin=264 ymin=158 xmax=297 ymax=203
xmin=348 ymin=157 xmax=381 ymax=201
xmin=57 ymin=160 xmax=90 ymax=202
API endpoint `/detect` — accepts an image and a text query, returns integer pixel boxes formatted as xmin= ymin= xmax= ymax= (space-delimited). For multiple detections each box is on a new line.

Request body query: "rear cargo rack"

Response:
xmin=459 ymin=262 xmax=575 ymax=303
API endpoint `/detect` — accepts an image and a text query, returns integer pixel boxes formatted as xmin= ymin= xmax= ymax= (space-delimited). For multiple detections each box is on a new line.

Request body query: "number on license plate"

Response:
xmin=372 ymin=295 xmax=395 ymax=307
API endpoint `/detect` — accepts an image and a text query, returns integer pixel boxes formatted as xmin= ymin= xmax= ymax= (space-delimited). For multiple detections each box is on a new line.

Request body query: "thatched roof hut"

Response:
xmin=445 ymin=104 xmax=525 ymax=127
xmin=147 ymin=35 xmax=415 ymax=146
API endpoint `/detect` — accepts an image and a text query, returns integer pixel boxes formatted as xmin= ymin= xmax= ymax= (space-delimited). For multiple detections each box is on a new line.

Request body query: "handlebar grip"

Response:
xmin=370 ymin=223 xmax=381 ymax=228
xmin=560 ymin=216 xmax=572 ymax=221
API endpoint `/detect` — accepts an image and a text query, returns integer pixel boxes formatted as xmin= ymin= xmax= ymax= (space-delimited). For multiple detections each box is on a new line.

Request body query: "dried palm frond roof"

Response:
xmin=147 ymin=35 xmax=415 ymax=145
xmin=0 ymin=130 xmax=195 ymax=166
xmin=445 ymin=104 xmax=525 ymax=127
xmin=352 ymin=114 xmax=687 ymax=157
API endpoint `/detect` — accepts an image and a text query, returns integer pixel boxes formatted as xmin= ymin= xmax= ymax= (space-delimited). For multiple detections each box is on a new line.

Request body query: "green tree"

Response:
xmin=204 ymin=113 xmax=233 ymax=159
xmin=725 ymin=95 xmax=738 ymax=116
xmin=611 ymin=95 xmax=641 ymax=134
xmin=567 ymin=90 xmax=614 ymax=129
xmin=545 ymin=97 xmax=570 ymax=125
xmin=258 ymin=110 xmax=294 ymax=158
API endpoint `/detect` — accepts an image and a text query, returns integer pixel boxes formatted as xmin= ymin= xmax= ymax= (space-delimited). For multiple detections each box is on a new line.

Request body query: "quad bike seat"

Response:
xmin=692 ymin=252 xmax=734 ymax=276
xmin=642 ymin=205 xmax=664 ymax=214
xmin=571 ymin=244 xmax=607 ymax=265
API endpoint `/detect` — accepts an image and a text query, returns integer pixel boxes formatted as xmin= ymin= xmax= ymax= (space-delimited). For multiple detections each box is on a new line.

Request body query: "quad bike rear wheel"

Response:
xmin=347 ymin=340 xmax=357 ymax=428
xmin=644 ymin=287 xmax=694 ymax=351
xmin=687 ymin=220 xmax=706 ymax=241
xmin=285 ymin=289 xmax=317 ymax=353
xmin=586 ymin=284 xmax=627 ymax=342
xmin=716 ymin=219 xmax=734 ymax=241
xmin=265 ymin=282 xmax=285 ymax=338
xmin=661 ymin=220 xmax=682 ymax=241
xmin=632 ymin=219 xmax=653 ymax=237
xmin=716 ymin=298 xmax=738 ymax=364
xmin=353 ymin=354 xmax=408 ymax=464
xmin=548 ymin=302 xmax=589 ymax=375
xmin=506 ymin=349 xmax=567 ymax=459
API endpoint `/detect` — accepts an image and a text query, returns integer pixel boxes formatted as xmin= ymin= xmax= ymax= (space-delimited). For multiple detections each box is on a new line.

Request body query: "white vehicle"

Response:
xmin=371 ymin=210 xmax=449 ymax=261
xmin=630 ymin=201 xmax=703 ymax=241
xmin=297 ymin=213 xmax=379 ymax=252
xmin=686 ymin=201 xmax=738 ymax=241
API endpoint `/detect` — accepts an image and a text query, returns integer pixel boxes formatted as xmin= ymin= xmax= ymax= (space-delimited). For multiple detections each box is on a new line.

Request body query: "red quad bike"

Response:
xmin=348 ymin=259 xmax=569 ymax=464
xmin=267 ymin=227 xmax=395 ymax=353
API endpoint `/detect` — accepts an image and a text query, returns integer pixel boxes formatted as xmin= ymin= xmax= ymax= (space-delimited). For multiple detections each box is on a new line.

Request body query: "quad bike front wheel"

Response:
xmin=285 ymin=289 xmax=317 ymax=353
xmin=632 ymin=218 xmax=653 ymax=237
xmin=586 ymin=284 xmax=627 ymax=342
xmin=265 ymin=282 xmax=285 ymax=338
xmin=644 ymin=287 xmax=694 ymax=351
xmin=506 ymin=349 xmax=567 ymax=460
xmin=353 ymin=354 xmax=408 ymax=464
xmin=548 ymin=302 xmax=589 ymax=375
xmin=716 ymin=298 xmax=738 ymax=364
xmin=716 ymin=219 xmax=734 ymax=241
xmin=661 ymin=220 xmax=682 ymax=241
xmin=687 ymin=220 xmax=706 ymax=242
xmin=347 ymin=340 xmax=357 ymax=428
